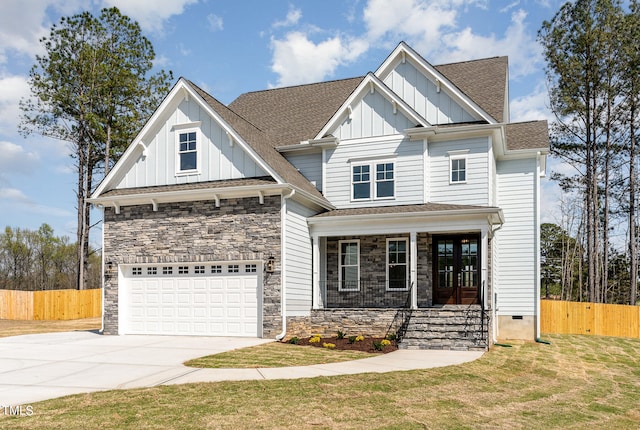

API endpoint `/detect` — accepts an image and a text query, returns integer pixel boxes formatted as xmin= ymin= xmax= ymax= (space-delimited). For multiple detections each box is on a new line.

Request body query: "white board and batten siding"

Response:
xmin=333 ymin=90 xmax=416 ymax=141
xmin=115 ymin=97 xmax=267 ymax=190
xmin=428 ymin=137 xmax=491 ymax=206
xmin=383 ymin=60 xmax=477 ymax=125
xmin=285 ymin=152 xmax=323 ymax=191
xmin=495 ymin=158 xmax=537 ymax=316
xmin=323 ymin=136 xmax=424 ymax=209
xmin=284 ymin=199 xmax=318 ymax=316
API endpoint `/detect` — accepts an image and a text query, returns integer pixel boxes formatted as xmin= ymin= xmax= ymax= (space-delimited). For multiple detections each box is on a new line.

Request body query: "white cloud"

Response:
xmin=439 ymin=9 xmax=541 ymax=78
xmin=207 ymin=13 xmax=223 ymax=32
xmin=0 ymin=186 xmax=73 ymax=217
xmin=102 ymin=0 xmax=200 ymax=33
xmin=0 ymin=74 xmax=31 ymax=134
xmin=270 ymin=33 xmax=368 ymax=87
xmin=510 ymin=81 xmax=553 ymax=123
xmin=363 ymin=0 xmax=460 ymax=47
xmin=0 ymin=141 xmax=39 ymax=174
xmin=273 ymin=6 xmax=302 ymax=28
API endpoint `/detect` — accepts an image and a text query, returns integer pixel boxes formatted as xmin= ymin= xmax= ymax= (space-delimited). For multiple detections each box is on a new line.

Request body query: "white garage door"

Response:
xmin=121 ymin=262 xmax=260 ymax=337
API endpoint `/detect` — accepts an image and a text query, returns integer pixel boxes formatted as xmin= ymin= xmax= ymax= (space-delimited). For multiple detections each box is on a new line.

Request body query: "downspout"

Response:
xmin=275 ymin=189 xmax=296 ymax=341
xmin=100 ymin=205 xmax=105 ymax=334
xmin=490 ymin=221 xmax=503 ymax=346
xmin=535 ymin=152 xmax=542 ymax=342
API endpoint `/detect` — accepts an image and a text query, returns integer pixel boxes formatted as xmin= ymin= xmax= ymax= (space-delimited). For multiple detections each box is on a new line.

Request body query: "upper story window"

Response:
xmin=448 ymin=151 xmax=468 ymax=184
xmin=352 ymin=165 xmax=371 ymax=199
xmin=178 ymin=131 xmax=197 ymax=172
xmin=352 ymin=161 xmax=395 ymax=200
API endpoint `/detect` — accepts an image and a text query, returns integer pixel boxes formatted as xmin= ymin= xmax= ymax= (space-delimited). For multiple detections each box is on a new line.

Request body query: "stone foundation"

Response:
xmin=286 ymin=309 xmax=399 ymax=340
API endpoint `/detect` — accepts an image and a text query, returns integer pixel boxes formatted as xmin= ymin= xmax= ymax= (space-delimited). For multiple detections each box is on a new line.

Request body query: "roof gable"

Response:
xmin=316 ymin=73 xmax=428 ymax=140
xmin=376 ymin=42 xmax=505 ymax=123
xmin=92 ymin=79 xmax=281 ymax=198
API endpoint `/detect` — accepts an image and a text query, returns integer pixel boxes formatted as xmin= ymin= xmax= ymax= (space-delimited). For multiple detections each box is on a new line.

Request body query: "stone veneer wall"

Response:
xmin=286 ymin=309 xmax=398 ymax=339
xmin=102 ymin=195 xmax=282 ymax=336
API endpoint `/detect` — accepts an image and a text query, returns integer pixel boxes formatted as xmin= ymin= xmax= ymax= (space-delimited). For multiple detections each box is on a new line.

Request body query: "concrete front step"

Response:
xmin=398 ymin=307 xmax=489 ymax=351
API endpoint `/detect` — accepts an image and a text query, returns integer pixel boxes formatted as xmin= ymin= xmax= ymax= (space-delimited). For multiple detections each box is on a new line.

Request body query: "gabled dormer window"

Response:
xmin=351 ymin=160 xmax=395 ymax=201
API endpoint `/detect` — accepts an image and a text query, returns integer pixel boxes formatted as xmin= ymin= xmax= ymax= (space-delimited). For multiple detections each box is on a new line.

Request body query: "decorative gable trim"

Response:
xmin=91 ymin=78 xmax=283 ymax=199
xmin=314 ymin=72 xmax=429 ymax=141
xmin=376 ymin=42 xmax=496 ymax=124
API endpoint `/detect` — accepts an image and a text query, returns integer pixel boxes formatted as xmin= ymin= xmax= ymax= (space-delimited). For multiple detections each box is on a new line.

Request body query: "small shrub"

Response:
xmin=348 ymin=335 xmax=357 ymax=344
xmin=337 ymin=330 xmax=346 ymax=340
xmin=288 ymin=337 xmax=299 ymax=344
xmin=386 ymin=333 xmax=397 ymax=341
xmin=323 ymin=343 xmax=336 ymax=349
xmin=373 ymin=340 xmax=384 ymax=351
xmin=309 ymin=335 xmax=321 ymax=343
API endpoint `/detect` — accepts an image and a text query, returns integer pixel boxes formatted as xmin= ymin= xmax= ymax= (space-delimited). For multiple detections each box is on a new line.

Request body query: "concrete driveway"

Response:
xmin=0 ymin=331 xmax=271 ymax=405
xmin=0 ymin=331 xmax=484 ymax=406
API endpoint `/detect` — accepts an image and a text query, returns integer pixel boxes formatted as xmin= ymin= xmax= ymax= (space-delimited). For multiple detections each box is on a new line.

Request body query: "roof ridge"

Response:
xmin=184 ymin=78 xmax=267 ymax=134
xmin=435 ymin=56 xmax=508 ymax=68
xmin=235 ymin=76 xmax=365 ymax=97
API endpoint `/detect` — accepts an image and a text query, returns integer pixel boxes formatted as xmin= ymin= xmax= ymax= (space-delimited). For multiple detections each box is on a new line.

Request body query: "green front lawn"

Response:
xmin=2 ymin=334 xmax=640 ymax=429
xmin=185 ymin=341 xmax=376 ymax=368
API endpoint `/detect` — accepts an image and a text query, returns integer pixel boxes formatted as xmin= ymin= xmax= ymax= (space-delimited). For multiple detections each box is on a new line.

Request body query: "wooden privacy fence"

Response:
xmin=0 ymin=289 xmax=101 ymax=320
xmin=541 ymin=300 xmax=640 ymax=339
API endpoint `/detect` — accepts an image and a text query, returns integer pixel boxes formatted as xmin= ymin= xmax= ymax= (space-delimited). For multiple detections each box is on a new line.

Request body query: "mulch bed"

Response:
xmin=292 ymin=336 xmax=398 ymax=354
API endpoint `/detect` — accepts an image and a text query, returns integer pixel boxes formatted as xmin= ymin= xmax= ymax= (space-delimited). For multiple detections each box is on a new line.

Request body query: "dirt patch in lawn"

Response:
xmin=293 ymin=336 xmax=398 ymax=353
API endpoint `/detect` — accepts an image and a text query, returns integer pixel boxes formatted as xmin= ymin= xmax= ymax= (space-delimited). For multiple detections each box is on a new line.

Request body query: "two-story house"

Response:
xmin=89 ymin=42 xmax=549 ymax=350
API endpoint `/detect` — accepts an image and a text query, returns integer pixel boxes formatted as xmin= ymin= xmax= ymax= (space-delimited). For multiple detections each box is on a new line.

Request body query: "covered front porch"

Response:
xmin=309 ymin=203 xmax=503 ymax=312
xmin=304 ymin=203 xmax=502 ymax=350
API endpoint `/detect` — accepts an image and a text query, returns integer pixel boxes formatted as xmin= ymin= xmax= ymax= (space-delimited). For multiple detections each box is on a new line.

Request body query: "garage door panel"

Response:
xmin=124 ymin=264 xmax=259 ymax=336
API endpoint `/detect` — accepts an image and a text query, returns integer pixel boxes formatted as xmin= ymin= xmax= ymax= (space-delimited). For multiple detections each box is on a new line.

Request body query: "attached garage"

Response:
xmin=119 ymin=262 xmax=262 ymax=337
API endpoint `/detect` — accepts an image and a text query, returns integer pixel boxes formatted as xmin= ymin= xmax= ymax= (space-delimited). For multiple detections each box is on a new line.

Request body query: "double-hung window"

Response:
xmin=352 ymin=165 xmax=371 ymax=199
xmin=387 ymin=238 xmax=408 ymax=290
xmin=339 ymin=240 xmax=360 ymax=291
xmin=178 ymin=131 xmax=197 ymax=172
xmin=352 ymin=161 xmax=395 ymax=200
xmin=449 ymin=151 xmax=468 ymax=184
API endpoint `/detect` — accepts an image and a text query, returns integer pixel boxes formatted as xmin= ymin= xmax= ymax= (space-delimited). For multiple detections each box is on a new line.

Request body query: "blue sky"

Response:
xmin=0 ymin=0 xmax=564 ymax=244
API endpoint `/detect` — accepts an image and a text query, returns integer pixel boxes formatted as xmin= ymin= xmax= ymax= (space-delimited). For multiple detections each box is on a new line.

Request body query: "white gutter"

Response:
xmin=275 ymin=189 xmax=296 ymax=341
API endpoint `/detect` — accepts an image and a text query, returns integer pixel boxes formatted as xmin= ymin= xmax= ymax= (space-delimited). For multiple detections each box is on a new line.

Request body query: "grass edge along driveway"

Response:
xmin=2 ymin=333 xmax=640 ymax=429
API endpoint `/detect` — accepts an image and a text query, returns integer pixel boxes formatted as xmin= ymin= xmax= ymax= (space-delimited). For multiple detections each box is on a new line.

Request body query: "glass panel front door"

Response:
xmin=433 ymin=235 xmax=479 ymax=305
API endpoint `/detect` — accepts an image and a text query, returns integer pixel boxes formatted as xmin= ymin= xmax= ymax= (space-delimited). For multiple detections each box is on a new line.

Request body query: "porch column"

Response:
xmin=481 ymin=227 xmax=489 ymax=307
xmin=312 ymin=234 xmax=321 ymax=309
xmin=410 ymin=230 xmax=418 ymax=309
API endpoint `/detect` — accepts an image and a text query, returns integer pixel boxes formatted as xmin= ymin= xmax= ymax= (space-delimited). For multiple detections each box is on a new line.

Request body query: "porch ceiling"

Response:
xmin=308 ymin=202 xmax=503 ymax=236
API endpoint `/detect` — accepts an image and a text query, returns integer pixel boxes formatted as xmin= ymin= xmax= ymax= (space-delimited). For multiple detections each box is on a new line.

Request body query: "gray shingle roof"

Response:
xmin=229 ymin=77 xmax=364 ymax=147
xmin=434 ymin=56 xmax=508 ymax=123
xmin=311 ymin=202 xmax=500 ymax=218
xmin=100 ymin=177 xmax=277 ymax=198
xmin=505 ymin=121 xmax=550 ymax=151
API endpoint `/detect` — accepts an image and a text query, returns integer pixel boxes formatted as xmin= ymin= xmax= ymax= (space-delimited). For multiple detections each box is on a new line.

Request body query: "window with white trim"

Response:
xmin=339 ymin=240 xmax=360 ymax=291
xmin=450 ymin=156 xmax=466 ymax=183
xmin=387 ymin=238 xmax=408 ymax=290
xmin=228 ymin=265 xmax=239 ymax=273
xmin=352 ymin=161 xmax=395 ymax=200
xmin=352 ymin=164 xmax=371 ymax=199
xmin=177 ymin=131 xmax=197 ymax=173
xmin=147 ymin=267 xmax=157 ymax=275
